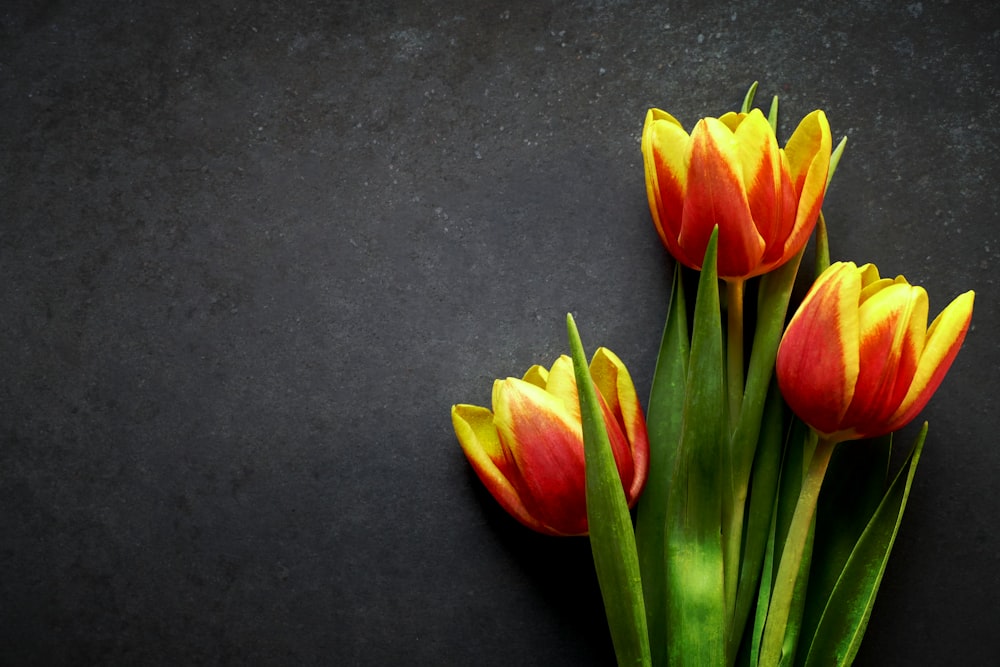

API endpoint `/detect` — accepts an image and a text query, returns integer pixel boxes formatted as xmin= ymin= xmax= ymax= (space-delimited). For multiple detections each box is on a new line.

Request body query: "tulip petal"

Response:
xmin=879 ymin=285 xmax=928 ymax=421
xmin=597 ymin=391 xmax=637 ymax=501
xmin=452 ymin=403 xmax=547 ymax=533
xmin=782 ymin=110 xmax=831 ymax=259
xmin=590 ymin=347 xmax=649 ymax=502
xmin=493 ymin=378 xmax=589 ymax=535
xmin=589 ymin=348 xmax=625 ymax=434
xmin=683 ymin=117 xmax=765 ymax=278
xmin=643 ymin=109 xmax=697 ymax=267
xmin=717 ymin=110 xmax=745 ymax=132
xmin=733 ymin=110 xmax=786 ymax=262
xmin=857 ymin=263 xmax=882 ymax=287
xmin=886 ymin=290 xmax=975 ymax=432
xmin=777 ymin=262 xmax=861 ymax=434
xmin=759 ymin=151 xmax=799 ymax=270
xmin=785 ymin=110 xmax=831 ymax=198
xmin=648 ymin=107 xmax=685 ymax=131
xmin=859 ymin=278 xmax=897 ymax=302
xmin=841 ymin=283 xmax=928 ymax=434
xmin=543 ymin=354 xmax=582 ymax=424
xmin=521 ymin=364 xmax=548 ymax=388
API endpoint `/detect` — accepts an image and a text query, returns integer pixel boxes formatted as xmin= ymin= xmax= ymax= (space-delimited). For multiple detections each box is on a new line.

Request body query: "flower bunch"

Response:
xmin=452 ymin=82 xmax=973 ymax=667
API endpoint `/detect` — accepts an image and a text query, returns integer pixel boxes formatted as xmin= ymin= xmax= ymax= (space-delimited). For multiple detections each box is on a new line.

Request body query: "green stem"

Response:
xmin=726 ymin=278 xmax=745 ymax=433
xmin=758 ymin=434 xmax=837 ymax=666
xmin=722 ymin=277 xmax=745 ymax=652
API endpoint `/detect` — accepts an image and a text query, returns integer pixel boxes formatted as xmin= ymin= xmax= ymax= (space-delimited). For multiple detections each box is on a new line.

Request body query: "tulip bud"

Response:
xmin=642 ymin=107 xmax=832 ymax=280
xmin=776 ymin=261 xmax=974 ymax=442
xmin=452 ymin=349 xmax=649 ymax=536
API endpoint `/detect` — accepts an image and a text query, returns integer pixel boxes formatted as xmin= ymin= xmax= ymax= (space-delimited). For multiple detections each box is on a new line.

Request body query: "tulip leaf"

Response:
xmin=827 ymin=136 xmax=848 ymax=189
xmin=566 ymin=313 xmax=651 ymax=667
xmin=799 ymin=424 xmax=926 ymax=667
xmin=814 ymin=135 xmax=845 ymax=278
xmin=752 ymin=246 xmax=806 ymax=417
xmin=734 ymin=246 xmax=805 ymax=477
xmin=814 ymin=212 xmax=830 ymax=278
xmin=750 ymin=419 xmax=813 ymax=665
xmin=728 ymin=381 xmax=786 ymax=659
xmin=760 ymin=429 xmax=842 ymax=667
xmin=723 ymin=245 xmax=805 ymax=650
xmin=779 ymin=517 xmax=816 ymax=667
xmin=742 ymin=81 xmax=759 ymax=113
xmin=635 ymin=264 xmax=689 ymax=667
xmin=767 ymin=96 xmax=779 ymax=134
xmin=731 ymin=242 xmax=804 ymax=469
xmin=749 ymin=498 xmax=778 ymax=667
xmin=798 ymin=434 xmax=891 ymax=653
xmin=664 ymin=227 xmax=727 ymax=666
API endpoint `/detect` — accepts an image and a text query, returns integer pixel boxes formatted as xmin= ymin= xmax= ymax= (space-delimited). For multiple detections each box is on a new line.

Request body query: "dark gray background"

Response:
xmin=3 ymin=1 xmax=997 ymax=664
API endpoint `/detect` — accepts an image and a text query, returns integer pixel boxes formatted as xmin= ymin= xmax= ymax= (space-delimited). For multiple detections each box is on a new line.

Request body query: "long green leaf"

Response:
xmin=567 ymin=314 xmax=651 ymax=667
xmin=759 ymin=428 xmax=832 ymax=667
xmin=801 ymin=424 xmax=927 ymax=667
xmin=725 ymin=246 xmax=805 ymax=651
xmin=750 ymin=419 xmax=812 ymax=665
xmin=736 ymin=247 xmax=806 ymax=476
xmin=797 ymin=435 xmax=892 ymax=661
xmin=635 ymin=265 xmax=689 ymax=667
xmin=750 ymin=501 xmax=778 ymax=667
xmin=779 ymin=514 xmax=816 ymax=666
xmin=664 ymin=228 xmax=727 ymax=666
xmin=729 ymin=381 xmax=786 ymax=660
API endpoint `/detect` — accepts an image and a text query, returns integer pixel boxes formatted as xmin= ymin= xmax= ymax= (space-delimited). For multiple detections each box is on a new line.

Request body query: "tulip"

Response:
xmin=452 ymin=349 xmax=649 ymax=536
xmin=642 ymin=106 xmax=832 ymax=281
xmin=776 ymin=261 xmax=974 ymax=443
xmin=762 ymin=262 xmax=972 ymax=663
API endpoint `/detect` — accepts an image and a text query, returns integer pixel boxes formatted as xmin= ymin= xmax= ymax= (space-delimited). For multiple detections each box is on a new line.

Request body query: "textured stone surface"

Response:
xmin=2 ymin=1 xmax=997 ymax=664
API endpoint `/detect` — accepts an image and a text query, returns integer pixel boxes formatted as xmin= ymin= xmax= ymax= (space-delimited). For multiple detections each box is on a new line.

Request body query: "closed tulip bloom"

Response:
xmin=452 ymin=349 xmax=649 ymax=536
xmin=642 ymin=106 xmax=832 ymax=280
xmin=776 ymin=261 xmax=974 ymax=442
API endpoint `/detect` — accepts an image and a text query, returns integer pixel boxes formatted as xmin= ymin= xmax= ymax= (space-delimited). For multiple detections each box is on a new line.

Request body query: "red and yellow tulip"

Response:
xmin=452 ymin=349 xmax=649 ymax=536
xmin=642 ymin=107 xmax=832 ymax=280
xmin=776 ymin=261 xmax=974 ymax=442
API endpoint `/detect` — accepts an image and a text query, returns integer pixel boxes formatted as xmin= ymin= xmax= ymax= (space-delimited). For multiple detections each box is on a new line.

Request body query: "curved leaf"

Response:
xmin=797 ymin=434 xmax=892 ymax=658
xmin=567 ymin=314 xmax=651 ymax=667
xmin=664 ymin=228 xmax=727 ymax=665
xmin=635 ymin=265 xmax=689 ymax=666
xmin=800 ymin=424 xmax=927 ymax=667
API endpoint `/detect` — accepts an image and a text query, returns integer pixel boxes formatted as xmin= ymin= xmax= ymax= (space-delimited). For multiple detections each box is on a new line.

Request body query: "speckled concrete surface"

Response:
xmin=2 ymin=1 xmax=998 ymax=665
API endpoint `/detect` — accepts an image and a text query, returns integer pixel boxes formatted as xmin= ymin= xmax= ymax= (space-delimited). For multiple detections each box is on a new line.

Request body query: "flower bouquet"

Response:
xmin=452 ymin=83 xmax=973 ymax=667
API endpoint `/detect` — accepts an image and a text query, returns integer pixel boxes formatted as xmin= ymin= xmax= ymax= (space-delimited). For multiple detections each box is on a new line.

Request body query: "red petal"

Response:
xmin=734 ymin=110 xmax=787 ymax=263
xmin=841 ymin=283 xmax=927 ymax=435
xmin=682 ymin=118 xmax=765 ymax=279
xmin=776 ymin=262 xmax=861 ymax=434
xmin=494 ymin=379 xmax=588 ymax=535
xmin=590 ymin=347 xmax=649 ymax=503
xmin=452 ymin=403 xmax=551 ymax=534
xmin=759 ymin=153 xmax=800 ymax=269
